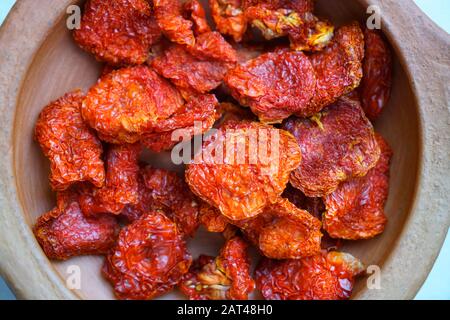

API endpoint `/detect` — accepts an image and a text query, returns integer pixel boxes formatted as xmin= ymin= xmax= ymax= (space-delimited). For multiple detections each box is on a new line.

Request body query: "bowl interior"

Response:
xmin=13 ymin=0 xmax=421 ymax=299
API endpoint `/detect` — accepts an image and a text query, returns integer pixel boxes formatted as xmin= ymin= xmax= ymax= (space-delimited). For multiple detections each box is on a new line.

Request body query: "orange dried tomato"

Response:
xmin=235 ymin=199 xmax=322 ymax=259
xmin=186 ymin=121 xmax=302 ymax=221
xmin=74 ymin=0 xmax=161 ymax=66
xmin=82 ymin=65 xmax=184 ymax=144
xmin=209 ymin=0 xmax=248 ymax=42
xmin=35 ymin=90 xmax=105 ymax=191
xmin=142 ymin=94 xmax=220 ymax=152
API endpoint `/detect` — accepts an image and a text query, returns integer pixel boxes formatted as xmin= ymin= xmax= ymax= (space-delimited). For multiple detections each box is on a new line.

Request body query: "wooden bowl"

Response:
xmin=0 ymin=0 xmax=449 ymax=300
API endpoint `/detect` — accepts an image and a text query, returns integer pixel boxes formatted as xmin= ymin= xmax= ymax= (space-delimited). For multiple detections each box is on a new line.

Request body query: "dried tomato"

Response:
xmin=255 ymin=251 xmax=365 ymax=300
xmin=186 ymin=121 xmax=302 ymax=221
xmin=82 ymin=65 xmax=184 ymax=144
xmin=140 ymin=166 xmax=200 ymax=237
xmin=34 ymin=189 xmax=119 ymax=260
xmin=142 ymin=94 xmax=220 ymax=152
xmin=305 ymin=23 xmax=364 ymax=114
xmin=184 ymin=0 xmax=211 ymax=36
xmin=188 ymin=31 xmax=238 ymax=64
xmin=359 ymin=28 xmax=392 ymax=121
xmin=235 ymin=198 xmax=322 ymax=259
xmin=79 ymin=143 xmax=142 ymax=216
xmin=73 ymin=0 xmax=161 ymax=66
xmin=242 ymin=0 xmax=314 ymax=13
xmin=151 ymin=44 xmax=233 ymax=94
xmin=283 ymin=96 xmax=380 ymax=197
xmin=180 ymin=236 xmax=254 ymax=299
xmin=244 ymin=2 xmax=333 ymax=51
xmin=103 ymin=211 xmax=191 ymax=300
xmin=153 ymin=0 xmax=196 ymax=46
xmin=209 ymin=0 xmax=248 ymax=42
xmin=35 ymin=91 xmax=105 ymax=191
xmin=199 ymin=201 xmax=230 ymax=233
xmin=323 ymin=134 xmax=392 ymax=240
xmin=224 ymin=49 xmax=316 ymax=123
xmin=282 ymin=184 xmax=342 ymax=251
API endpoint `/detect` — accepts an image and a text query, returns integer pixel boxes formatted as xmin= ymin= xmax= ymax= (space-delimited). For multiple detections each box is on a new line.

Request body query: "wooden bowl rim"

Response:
xmin=0 ymin=0 xmax=449 ymax=299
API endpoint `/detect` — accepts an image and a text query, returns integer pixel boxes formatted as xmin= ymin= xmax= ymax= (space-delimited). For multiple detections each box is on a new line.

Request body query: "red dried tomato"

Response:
xmin=79 ymin=143 xmax=142 ymax=216
xmin=34 ymin=189 xmax=119 ymax=260
xmin=199 ymin=201 xmax=230 ymax=233
xmin=225 ymin=49 xmax=316 ymax=123
xmin=244 ymin=2 xmax=333 ymax=51
xmin=323 ymin=134 xmax=392 ymax=240
xmin=283 ymin=96 xmax=380 ymax=197
xmin=305 ymin=23 xmax=364 ymax=114
xmin=103 ymin=211 xmax=191 ymax=300
xmin=142 ymin=94 xmax=220 ymax=152
xmin=184 ymin=0 xmax=211 ymax=36
xmin=151 ymin=44 xmax=233 ymax=94
xmin=186 ymin=121 xmax=302 ymax=221
xmin=235 ymin=198 xmax=322 ymax=259
xmin=209 ymin=0 xmax=248 ymax=42
xmin=35 ymin=91 xmax=105 ymax=191
xmin=82 ymin=65 xmax=184 ymax=144
xmin=359 ymin=28 xmax=393 ymax=121
xmin=255 ymin=251 xmax=365 ymax=300
xmin=73 ymin=0 xmax=161 ymax=66
xmin=180 ymin=236 xmax=254 ymax=299
xmin=153 ymin=0 xmax=196 ymax=46
xmin=140 ymin=166 xmax=200 ymax=237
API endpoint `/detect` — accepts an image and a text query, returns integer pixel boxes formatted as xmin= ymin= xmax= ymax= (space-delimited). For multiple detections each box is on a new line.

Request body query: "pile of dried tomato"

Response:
xmin=33 ymin=0 xmax=393 ymax=300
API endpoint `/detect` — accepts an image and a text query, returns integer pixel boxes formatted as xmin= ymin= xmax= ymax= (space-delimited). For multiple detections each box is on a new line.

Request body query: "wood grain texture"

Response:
xmin=0 ymin=0 xmax=449 ymax=300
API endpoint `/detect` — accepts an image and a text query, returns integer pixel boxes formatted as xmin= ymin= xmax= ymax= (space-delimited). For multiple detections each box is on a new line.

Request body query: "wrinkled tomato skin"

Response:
xmin=186 ymin=121 xmax=302 ymax=221
xmin=188 ymin=31 xmax=238 ymax=64
xmin=209 ymin=0 xmax=248 ymax=42
xmin=82 ymin=66 xmax=184 ymax=144
xmin=79 ymin=143 xmax=142 ymax=216
xmin=304 ymin=23 xmax=364 ymax=115
xmin=359 ymin=28 xmax=392 ymax=121
xmin=199 ymin=201 xmax=230 ymax=233
xmin=225 ymin=49 xmax=316 ymax=123
xmin=35 ymin=91 xmax=105 ymax=191
xmin=284 ymin=96 xmax=380 ymax=197
xmin=140 ymin=166 xmax=200 ymax=237
xmin=184 ymin=0 xmax=212 ymax=36
xmin=34 ymin=190 xmax=119 ymax=260
xmin=103 ymin=211 xmax=191 ymax=300
xmin=323 ymin=134 xmax=392 ymax=240
xmin=74 ymin=0 xmax=161 ymax=66
xmin=151 ymin=44 xmax=233 ymax=94
xmin=236 ymin=199 xmax=322 ymax=259
xmin=142 ymin=94 xmax=220 ymax=152
xmin=255 ymin=251 xmax=364 ymax=300
xmin=180 ymin=237 xmax=254 ymax=300
xmin=153 ymin=0 xmax=196 ymax=46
